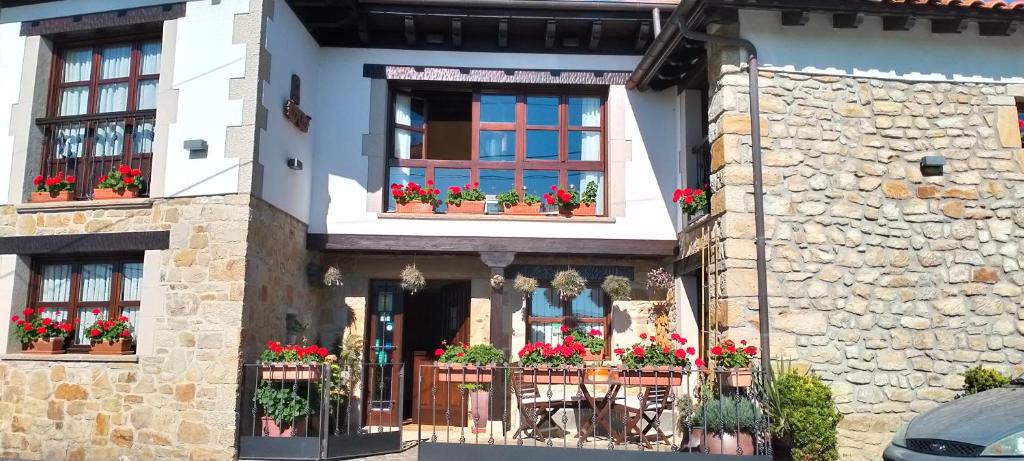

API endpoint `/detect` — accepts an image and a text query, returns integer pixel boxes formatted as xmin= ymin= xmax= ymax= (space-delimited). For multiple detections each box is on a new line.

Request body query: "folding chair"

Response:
xmin=617 ymin=386 xmax=674 ymax=448
xmin=511 ymin=376 xmax=580 ymax=442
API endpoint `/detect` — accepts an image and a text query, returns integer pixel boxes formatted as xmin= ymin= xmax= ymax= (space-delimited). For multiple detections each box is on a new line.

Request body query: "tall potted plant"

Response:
xmin=434 ymin=342 xmax=504 ymax=383
xmin=497 ymin=189 xmax=541 ymax=215
xmin=445 ymin=183 xmax=486 ymax=214
xmin=710 ymin=339 xmax=758 ymax=388
xmin=517 ymin=339 xmax=586 ymax=384
xmin=615 ymin=332 xmax=694 ymax=386
xmin=31 ymin=174 xmax=75 ymax=203
xmin=85 ymin=311 xmax=134 ymax=355
xmin=692 ymin=396 xmax=760 ymax=455
xmin=11 ymin=307 xmax=72 ymax=354
xmin=94 ymin=165 xmax=143 ymax=200
xmin=255 ymin=380 xmax=315 ymax=437
xmin=391 ymin=181 xmax=439 ymax=213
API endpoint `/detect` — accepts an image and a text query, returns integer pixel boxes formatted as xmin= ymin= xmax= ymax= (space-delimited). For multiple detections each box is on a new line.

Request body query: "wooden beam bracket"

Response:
xmin=979 ymin=20 xmax=1017 ymax=36
xmin=932 ymin=18 xmax=966 ymax=33
xmin=832 ymin=12 xmax=864 ymax=29
xmin=882 ymin=15 xmax=916 ymax=31
xmin=780 ymin=10 xmax=810 ymax=26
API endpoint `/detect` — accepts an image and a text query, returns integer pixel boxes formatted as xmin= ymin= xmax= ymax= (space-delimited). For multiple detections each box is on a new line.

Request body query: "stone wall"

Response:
xmin=0 ymin=195 xmax=259 ymax=461
xmin=703 ymin=35 xmax=1024 ymax=459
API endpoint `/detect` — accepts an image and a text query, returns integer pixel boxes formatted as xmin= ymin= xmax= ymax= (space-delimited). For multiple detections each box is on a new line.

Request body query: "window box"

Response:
xmin=89 ymin=338 xmax=133 ymax=355
xmin=30 ymin=191 xmax=73 ymax=203
xmin=560 ymin=203 xmax=596 ymax=218
xmin=93 ymin=187 xmax=140 ymax=201
xmin=619 ymin=366 xmax=685 ymax=386
xmin=23 ymin=337 xmax=66 ymax=354
xmin=502 ymin=203 xmax=541 ymax=215
xmin=395 ymin=202 xmax=435 ymax=214
xmin=521 ymin=365 xmax=583 ymax=384
xmin=446 ymin=200 xmax=485 ymax=214
xmin=435 ymin=364 xmax=494 ymax=383
xmin=259 ymin=363 xmax=324 ymax=381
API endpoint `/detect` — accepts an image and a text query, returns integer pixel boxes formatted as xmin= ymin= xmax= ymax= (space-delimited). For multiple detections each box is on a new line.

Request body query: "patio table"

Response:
xmin=575 ymin=372 xmax=625 ymax=443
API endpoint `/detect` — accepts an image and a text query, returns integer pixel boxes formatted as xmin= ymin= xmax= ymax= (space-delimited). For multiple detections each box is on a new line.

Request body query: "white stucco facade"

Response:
xmin=0 ymin=23 xmax=25 ymax=206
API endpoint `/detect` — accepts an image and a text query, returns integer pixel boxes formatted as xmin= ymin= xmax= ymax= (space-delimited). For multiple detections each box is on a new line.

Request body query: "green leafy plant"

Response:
xmin=562 ymin=324 xmax=604 ymax=354
xmin=672 ymin=185 xmax=709 ymax=216
xmin=33 ymin=173 xmax=76 ymax=194
xmin=496 ymin=189 xmax=540 ymax=208
xmin=434 ymin=342 xmax=505 ymax=366
xmin=710 ymin=338 xmax=758 ymax=369
xmin=543 ymin=185 xmax=579 ymax=208
xmin=96 ymin=165 xmax=144 ymax=193
xmin=513 ymin=275 xmax=538 ymax=295
xmin=695 ymin=396 xmax=760 ymax=435
xmin=10 ymin=307 xmax=72 ymax=344
xmin=614 ymin=332 xmax=694 ymax=369
xmin=255 ymin=381 xmax=313 ymax=429
xmin=85 ymin=310 xmax=133 ymax=343
xmin=551 ymin=269 xmax=586 ymax=300
xmin=580 ymin=181 xmax=598 ymax=206
xmin=962 ymin=366 xmax=1010 ymax=395
xmin=601 ymin=275 xmax=631 ymax=301
xmin=769 ymin=368 xmax=842 ymax=461
xmin=400 ymin=264 xmax=425 ymax=293
xmin=445 ymin=182 xmax=485 ymax=206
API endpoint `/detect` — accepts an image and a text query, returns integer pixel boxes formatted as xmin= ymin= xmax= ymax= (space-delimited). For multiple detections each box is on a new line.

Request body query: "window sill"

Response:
xmin=377 ymin=212 xmax=616 ymax=223
xmin=681 ymin=211 xmax=721 ymax=233
xmin=1 ymin=353 xmax=138 ymax=363
xmin=16 ymin=198 xmax=154 ymax=214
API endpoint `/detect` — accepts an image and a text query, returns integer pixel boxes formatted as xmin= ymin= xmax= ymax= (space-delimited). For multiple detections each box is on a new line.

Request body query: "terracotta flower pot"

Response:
xmin=93 ymin=187 xmax=139 ymax=200
xmin=502 ymin=203 xmax=541 ymax=215
xmin=447 ymin=200 xmax=485 ymax=214
xmin=90 ymin=338 xmax=133 ymax=355
xmin=619 ymin=366 xmax=685 ymax=386
xmin=260 ymin=416 xmax=309 ymax=437
xmin=435 ymin=363 xmax=494 ymax=383
xmin=559 ymin=203 xmax=596 ymax=217
xmin=718 ymin=368 xmax=753 ymax=388
xmin=581 ymin=350 xmax=603 ymax=362
xmin=22 ymin=337 xmax=65 ymax=354
xmin=395 ymin=201 xmax=435 ymax=214
xmin=521 ymin=366 xmax=583 ymax=384
xmin=694 ymin=429 xmax=754 ymax=456
xmin=31 ymin=191 xmax=73 ymax=203
xmin=469 ymin=390 xmax=489 ymax=434
xmin=260 ymin=363 xmax=324 ymax=381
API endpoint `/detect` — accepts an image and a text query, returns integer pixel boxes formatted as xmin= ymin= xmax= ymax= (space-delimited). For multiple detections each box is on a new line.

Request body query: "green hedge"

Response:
xmin=772 ymin=371 xmax=843 ymax=461
xmin=962 ymin=366 xmax=1010 ymax=396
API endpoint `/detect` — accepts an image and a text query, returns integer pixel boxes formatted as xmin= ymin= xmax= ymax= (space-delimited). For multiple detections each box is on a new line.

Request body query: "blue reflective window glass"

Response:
xmin=527 ymin=96 xmax=558 ymax=126
xmin=434 ymin=168 xmax=471 ymax=212
xmin=480 ymin=94 xmax=516 ymax=123
xmin=477 ymin=169 xmax=515 ymax=197
xmin=526 ymin=130 xmax=558 ymax=160
xmin=479 ymin=131 xmax=515 ymax=162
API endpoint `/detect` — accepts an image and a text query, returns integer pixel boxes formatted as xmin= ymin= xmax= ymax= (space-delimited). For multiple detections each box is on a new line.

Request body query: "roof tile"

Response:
xmin=864 ymin=0 xmax=1024 ymax=10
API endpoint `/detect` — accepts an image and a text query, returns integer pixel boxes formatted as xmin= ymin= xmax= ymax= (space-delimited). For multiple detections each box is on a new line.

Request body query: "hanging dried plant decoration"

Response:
xmin=322 ymin=266 xmax=343 ymax=288
xmin=400 ymin=264 xmax=425 ymax=294
xmin=552 ymin=269 xmax=586 ymax=300
xmin=645 ymin=267 xmax=674 ymax=291
xmin=490 ymin=274 xmax=505 ymax=291
xmin=513 ymin=275 xmax=538 ymax=296
xmin=601 ymin=275 xmax=632 ymax=301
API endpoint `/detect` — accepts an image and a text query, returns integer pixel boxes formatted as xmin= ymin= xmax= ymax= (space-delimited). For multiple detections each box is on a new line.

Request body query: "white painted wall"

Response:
xmin=0 ymin=0 xmax=185 ymax=23
xmin=0 ymin=23 xmax=25 ymax=206
xmin=162 ymin=0 xmax=248 ymax=197
xmin=310 ymin=48 xmax=680 ymax=241
xmin=259 ymin=0 xmax=319 ymax=222
xmin=740 ymin=10 xmax=1024 ymax=83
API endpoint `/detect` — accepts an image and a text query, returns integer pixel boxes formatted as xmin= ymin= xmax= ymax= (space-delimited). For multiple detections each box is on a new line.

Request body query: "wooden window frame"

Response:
xmin=525 ymin=285 xmax=611 ymax=356
xmin=1017 ymin=101 xmax=1024 ymax=147
xmin=27 ymin=255 xmax=143 ymax=354
xmin=386 ymin=87 xmax=608 ymax=214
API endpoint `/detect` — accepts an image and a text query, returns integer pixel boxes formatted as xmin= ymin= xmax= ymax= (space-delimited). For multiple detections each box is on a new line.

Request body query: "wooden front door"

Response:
xmin=408 ymin=281 xmax=471 ymax=425
xmin=365 ymin=281 xmax=403 ymax=428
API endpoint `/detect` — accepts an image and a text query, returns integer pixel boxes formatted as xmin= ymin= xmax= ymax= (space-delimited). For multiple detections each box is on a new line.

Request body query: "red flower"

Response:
xmin=36 ymin=326 xmax=46 ymax=334
xmin=435 ymin=348 xmax=444 ymax=357
xmin=694 ymin=189 xmax=703 ymax=196
xmin=33 ymin=175 xmax=43 ymax=186
xmin=674 ymin=349 xmax=686 ymax=359
xmin=686 ymin=347 xmax=695 ymax=355
xmin=41 ymin=318 xmax=51 ymax=326
xmin=318 ymin=347 xmax=329 ymax=357
xmin=683 ymin=195 xmax=694 ymax=205
xmin=740 ymin=340 xmax=747 ymax=345
xmin=23 ymin=323 xmax=32 ymax=331
xmin=550 ymin=185 xmax=557 ymax=191
xmin=670 ymin=333 xmax=681 ymax=342
xmin=98 ymin=175 xmax=108 ymax=183
xmin=639 ymin=333 xmax=648 ymax=340
xmin=131 ymin=169 xmax=141 ymax=177
xmin=672 ymin=189 xmax=683 ymax=202
xmin=449 ymin=186 xmax=461 ymax=195
xmin=90 ymin=328 xmax=100 ymax=337
xmin=614 ymin=348 xmax=624 ymax=355
xmin=544 ymin=194 xmax=556 ymax=206
xmin=22 ymin=308 xmax=33 ymax=317
xmin=710 ymin=345 xmax=723 ymax=356
xmin=455 ymin=352 xmax=465 ymax=358
xmin=682 ymin=188 xmax=692 ymax=196
xmin=123 ymin=175 xmax=135 ymax=185
xmin=10 ymin=315 xmax=18 ymax=322
xmin=663 ymin=346 xmax=670 ymax=354
xmin=632 ymin=346 xmax=645 ymax=358
xmin=695 ymin=358 xmax=705 ymax=368
xmin=727 ymin=344 xmax=736 ymax=353
xmin=564 ymin=335 xmax=574 ymax=344
xmin=119 ymin=316 xmax=128 ymax=322
xmin=744 ymin=346 xmax=758 ymax=356
xmin=118 ymin=165 xmax=131 ymax=175
xmin=66 ymin=176 xmax=76 ymax=184
xmin=560 ymin=325 xmax=569 ymax=333
xmin=92 ymin=308 xmax=101 ymax=315
xmin=426 ymin=180 xmax=434 ymax=186
xmin=589 ymin=328 xmax=601 ymax=336
xmin=120 ymin=330 xmax=130 ymax=337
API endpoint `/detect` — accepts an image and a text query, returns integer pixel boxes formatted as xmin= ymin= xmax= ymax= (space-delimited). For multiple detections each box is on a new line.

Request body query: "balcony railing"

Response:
xmin=37 ymin=111 xmax=155 ymax=199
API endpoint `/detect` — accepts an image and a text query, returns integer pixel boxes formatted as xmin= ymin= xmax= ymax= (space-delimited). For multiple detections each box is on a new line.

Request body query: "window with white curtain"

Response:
xmin=30 ymin=258 xmax=143 ymax=352
xmin=527 ymin=286 xmax=609 ymax=350
xmin=387 ymin=89 xmax=607 ymax=214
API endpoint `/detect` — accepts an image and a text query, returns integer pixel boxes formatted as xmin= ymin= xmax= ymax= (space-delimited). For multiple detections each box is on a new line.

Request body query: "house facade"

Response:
xmin=0 ymin=0 xmax=1020 ymax=460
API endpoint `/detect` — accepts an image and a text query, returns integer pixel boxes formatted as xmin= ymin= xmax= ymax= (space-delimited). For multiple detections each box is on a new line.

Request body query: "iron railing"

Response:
xmin=238 ymin=362 xmax=404 ymax=461
xmin=416 ymin=364 xmax=771 ymax=461
xmin=37 ymin=112 xmax=155 ymax=199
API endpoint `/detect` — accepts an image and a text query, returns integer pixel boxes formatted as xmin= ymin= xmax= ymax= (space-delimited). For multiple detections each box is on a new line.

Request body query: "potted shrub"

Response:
xmin=601 ymin=275 xmax=632 ymax=301
xmin=260 ymin=340 xmax=331 ymax=381
xmin=764 ymin=367 xmax=842 ymax=461
xmin=551 ymin=269 xmax=586 ymax=300
xmin=672 ymin=185 xmax=710 ymax=217
xmin=11 ymin=307 xmax=72 ymax=354
xmin=445 ymin=183 xmax=486 ymax=214
xmin=86 ymin=311 xmax=134 ymax=355
xmin=512 ymin=275 xmax=538 ymax=297
xmin=497 ymin=189 xmax=541 ymax=215
xmin=615 ymin=332 xmax=694 ymax=386
xmin=31 ymin=174 xmax=75 ymax=203
xmin=400 ymin=264 xmax=425 ymax=294
xmin=255 ymin=380 xmax=314 ymax=437
xmin=692 ymin=396 xmax=760 ymax=455
xmin=543 ymin=182 xmax=598 ymax=217
xmin=517 ymin=339 xmax=586 ymax=384
xmin=391 ymin=181 xmax=438 ymax=213
xmin=94 ymin=165 xmax=143 ymax=200
xmin=961 ymin=365 xmax=1011 ymax=396
xmin=434 ymin=342 xmax=504 ymax=383
xmin=710 ymin=339 xmax=758 ymax=388
xmin=561 ymin=324 xmax=604 ymax=361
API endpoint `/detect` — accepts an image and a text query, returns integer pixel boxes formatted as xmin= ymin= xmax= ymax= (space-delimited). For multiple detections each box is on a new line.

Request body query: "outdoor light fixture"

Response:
xmin=183 ymin=139 xmax=207 ymax=159
xmin=287 ymin=158 xmax=304 ymax=171
xmin=920 ymin=155 xmax=945 ymax=177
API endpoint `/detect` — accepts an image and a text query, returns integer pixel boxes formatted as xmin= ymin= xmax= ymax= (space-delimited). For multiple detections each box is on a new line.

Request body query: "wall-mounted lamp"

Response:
xmin=920 ymin=155 xmax=945 ymax=177
xmin=287 ymin=158 xmax=304 ymax=171
xmin=184 ymin=139 xmax=208 ymax=159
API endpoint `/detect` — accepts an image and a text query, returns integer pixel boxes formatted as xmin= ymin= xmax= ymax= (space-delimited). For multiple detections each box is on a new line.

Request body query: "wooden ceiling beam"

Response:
xmin=357 ymin=15 xmax=370 ymax=44
xmin=451 ymin=17 xmax=462 ymax=47
xmin=832 ymin=12 xmax=864 ymax=28
xmin=882 ymin=15 xmax=916 ymax=31
xmin=780 ymin=10 xmax=810 ymax=26
xmin=404 ymin=15 xmax=416 ymax=46
xmin=544 ymin=20 xmax=557 ymax=49
xmin=497 ymin=18 xmax=509 ymax=48
xmin=589 ymin=20 xmax=602 ymax=50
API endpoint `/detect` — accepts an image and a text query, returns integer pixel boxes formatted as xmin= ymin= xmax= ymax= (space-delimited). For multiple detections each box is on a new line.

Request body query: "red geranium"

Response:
xmin=391 ymin=182 xmax=439 ymax=207
xmin=672 ymin=185 xmax=709 ymax=216
xmin=84 ymin=315 xmax=132 ymax=343
xmin=709 ymin=338 xmax=757 ymax=369
xmin=34 ymin=173 xmax=74 ymax=194
xmin=260 ymin=340 xmax=334 ymax=363
xmin=615 ymin=332 xmax=692 ymax=369
xmin=10 ymin=308 xmax=72 ymax=345
xmin=96 ymin=164 xmax=144 ymax=194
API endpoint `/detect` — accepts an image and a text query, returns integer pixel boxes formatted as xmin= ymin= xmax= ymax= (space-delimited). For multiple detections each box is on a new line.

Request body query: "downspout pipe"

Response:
xmin=675 ymin=19 xmax=773 ymax=374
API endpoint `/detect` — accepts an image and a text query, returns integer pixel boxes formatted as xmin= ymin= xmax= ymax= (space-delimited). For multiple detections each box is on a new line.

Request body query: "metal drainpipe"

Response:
xmin=676 ymin=19 xmax=772 ymax=374
xmin=652 ymin=8 xmax=662 ymax=36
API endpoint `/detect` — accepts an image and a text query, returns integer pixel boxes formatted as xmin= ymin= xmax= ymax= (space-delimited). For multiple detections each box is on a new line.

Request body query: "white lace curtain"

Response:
xmin=575 ymin=97 xmax=601 ymax=161
xmin=394 ymin=94 xmax=413 ymax=159
xmin=576 ymin=171 xmax=605 ymax=214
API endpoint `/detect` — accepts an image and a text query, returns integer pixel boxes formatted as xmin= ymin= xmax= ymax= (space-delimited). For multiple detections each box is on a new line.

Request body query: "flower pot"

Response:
xmin=93 ymin=187 xmax=139 ymax=200
xmin=521 ymin=366 xmax=583 ymax=384
xmin=718 ymin=368 xmax=753 ymax=388
xmin=469 ymin=390 xmax=489 ymax=434
xmin=90 ymin=338 xmax=133 ymax=355
xmin=447 ymin=200 xmax=485 ymax=214
xmin=260 ymin=415 xmax=309 ymax=437
xmin=582 ymin=350 xmax=603 ymax=362
xmin=31 ymin=191 xmax=73 ymax=203
xmin=395 ymin=201 xmax=435 ymax=214
xmin=584 ymin=367 xmax=619 ymax=383
xmin=619 ymin=366 xmax=684 ymax=386
xmin=435 ymin=364 xmax=493 ymax=383
xmin=22 ymin=337 xmax=65 ymax=354
xmin=502 ymin=203 xmax=541 ymax=215
xmin=260 ymin=363 xmax=324 ymax=381
xmin=694 ymin=429 xmax=754 ymax=456
xmin=559 ymin=203 xmax=596 ymax=217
